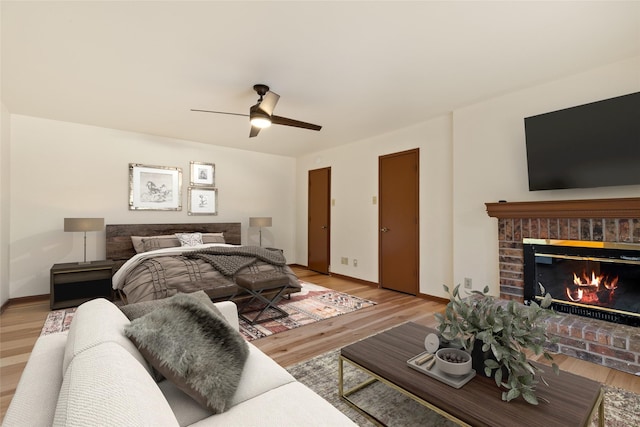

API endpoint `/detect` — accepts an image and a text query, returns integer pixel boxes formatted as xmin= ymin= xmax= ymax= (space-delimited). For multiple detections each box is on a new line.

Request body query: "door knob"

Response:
xmin=380 ymin=227 xmax=390 ymax=232
xmin=321 ymin=225 xmax=328 ymax=229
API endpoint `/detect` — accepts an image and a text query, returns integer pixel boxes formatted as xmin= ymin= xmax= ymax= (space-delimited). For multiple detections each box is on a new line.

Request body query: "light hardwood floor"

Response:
xmin=2 ymin=266 xmax=639 ymax=421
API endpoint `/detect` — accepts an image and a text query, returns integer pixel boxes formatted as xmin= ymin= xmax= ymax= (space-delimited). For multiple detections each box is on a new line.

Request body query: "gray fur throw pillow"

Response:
xmin=120 ymin=290 xmax=223 ymax=320
xmin=124 ymin=293 xmax=249 ymax=414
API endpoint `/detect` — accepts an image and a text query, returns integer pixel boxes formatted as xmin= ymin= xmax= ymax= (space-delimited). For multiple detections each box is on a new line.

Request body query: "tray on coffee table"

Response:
xmin=407 ymin=351 xmax=476 ymax=389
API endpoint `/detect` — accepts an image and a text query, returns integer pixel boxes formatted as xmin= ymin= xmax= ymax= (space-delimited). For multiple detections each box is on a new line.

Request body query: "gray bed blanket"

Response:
xmin=186 ymin=246 xmax=286 ymax=276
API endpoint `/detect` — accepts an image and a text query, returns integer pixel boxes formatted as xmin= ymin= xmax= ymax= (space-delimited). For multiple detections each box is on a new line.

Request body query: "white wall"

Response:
xmin=9 ymin=116 xmax=296 ymax=299
xmin=452 ymin=56 xmax=640 ymax=296
xmin=0 ymin=102 xmax=10 ymax=307
xmin=296 ymin=115 xmax=453 ymax=298
xmin=295 ymin=56 xmax=639 ymax=301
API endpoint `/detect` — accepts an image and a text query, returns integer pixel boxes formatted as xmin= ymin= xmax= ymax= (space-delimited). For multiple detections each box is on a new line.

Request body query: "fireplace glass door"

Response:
xmin=523 ymin=239 xmax=640 ymax=326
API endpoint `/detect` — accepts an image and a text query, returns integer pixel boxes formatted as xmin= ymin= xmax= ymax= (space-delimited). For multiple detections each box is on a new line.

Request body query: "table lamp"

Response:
xmin=64 ymin=218 xmax=105 ymax=264
xmin=249 ymin=217 xmax=272 ymax=247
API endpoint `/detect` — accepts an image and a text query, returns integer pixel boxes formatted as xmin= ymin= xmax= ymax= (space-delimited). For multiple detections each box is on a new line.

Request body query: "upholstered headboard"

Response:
xmin=106 ymin=222 xmax=242 ymax=270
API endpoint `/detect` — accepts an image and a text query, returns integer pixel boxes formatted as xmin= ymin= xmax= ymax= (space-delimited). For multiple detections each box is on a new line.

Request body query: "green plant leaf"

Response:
xmin=493 ymin=366 xmax=503 ymax=387
xmin=541 ymin=293 xmax=553 ymax=309
xmin=505 ymin=388 xmax=520 ymax=402
xmin=483 ymin=359 xmax=498 ymax=370
xmin=522 ymin=390 xmax=539 ymax=405
xmin=452 ymin=284 xmax=460 ymax=298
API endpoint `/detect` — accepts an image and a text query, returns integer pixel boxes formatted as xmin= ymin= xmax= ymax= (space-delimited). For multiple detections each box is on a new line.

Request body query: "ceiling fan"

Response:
xmin=191 ymin=84 xmax=322 ymax=138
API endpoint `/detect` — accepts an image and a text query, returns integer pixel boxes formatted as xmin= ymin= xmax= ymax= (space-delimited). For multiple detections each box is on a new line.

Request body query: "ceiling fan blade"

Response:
xmin=258 ymin=91 xmax=280 ymax=116
xmin=191 ymin=109 xmax=248 ymax=117
xmin=249 ymin=125 xmax=261 ymax=138
xmin=271 ymin=115 xmax=322 ymax=131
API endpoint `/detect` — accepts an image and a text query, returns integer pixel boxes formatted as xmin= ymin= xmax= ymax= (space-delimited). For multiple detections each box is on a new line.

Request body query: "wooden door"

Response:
xmin=379 ymin=149 xmax=419 ymax=295
xmin=308 ymin=167 xmax=331 ymax=274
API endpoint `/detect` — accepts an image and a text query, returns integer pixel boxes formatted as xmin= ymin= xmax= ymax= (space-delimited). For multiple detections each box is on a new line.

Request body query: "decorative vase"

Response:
xmin=471 ymin=339 xmax=508 ymax=379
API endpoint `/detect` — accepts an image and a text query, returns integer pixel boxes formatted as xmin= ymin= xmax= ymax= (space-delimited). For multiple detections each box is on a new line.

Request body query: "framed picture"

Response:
xmin=190 ymin=161 xmax=215 ymax=186
xmin=188 ymin=187 xmax=218 ymax=215
xmin=129 ymin=163 xmax=182 ymax=211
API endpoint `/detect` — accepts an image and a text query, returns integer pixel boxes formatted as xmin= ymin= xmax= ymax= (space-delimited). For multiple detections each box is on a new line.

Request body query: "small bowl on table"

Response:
xmin=435 ymin=348 xmax=472 ymax=377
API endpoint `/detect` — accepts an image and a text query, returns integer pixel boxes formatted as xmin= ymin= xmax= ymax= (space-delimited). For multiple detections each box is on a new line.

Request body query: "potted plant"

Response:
xmin=435 ymin=284 xmax=559 ymax=405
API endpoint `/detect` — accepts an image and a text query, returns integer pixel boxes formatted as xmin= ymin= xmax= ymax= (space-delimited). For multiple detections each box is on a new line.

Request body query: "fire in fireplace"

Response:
xmin=523 ymin=239 xmax=640 ymax=327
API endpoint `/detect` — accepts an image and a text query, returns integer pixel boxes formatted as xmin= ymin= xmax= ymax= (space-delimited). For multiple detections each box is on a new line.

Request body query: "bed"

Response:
xmin=106 ymin=223 xmax=300 ymax=305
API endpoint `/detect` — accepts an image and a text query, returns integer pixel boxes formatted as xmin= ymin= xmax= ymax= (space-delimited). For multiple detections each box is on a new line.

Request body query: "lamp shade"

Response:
xmin=249 ymin=217 xmax=272 ymax=227
xmin=64 ymin=218 xmax=104 ymax=232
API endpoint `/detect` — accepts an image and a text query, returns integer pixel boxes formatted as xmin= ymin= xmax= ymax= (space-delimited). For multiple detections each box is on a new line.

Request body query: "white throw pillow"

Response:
xmin=175 ymin=232 xmax=203 ymax=247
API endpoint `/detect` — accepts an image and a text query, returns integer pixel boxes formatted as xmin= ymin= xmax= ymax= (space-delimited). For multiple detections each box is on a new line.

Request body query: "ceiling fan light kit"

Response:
xmin=249 ymin=108 xmax=272 ymax=129
xmin=191 ymin=84 xmax=322 ymax=138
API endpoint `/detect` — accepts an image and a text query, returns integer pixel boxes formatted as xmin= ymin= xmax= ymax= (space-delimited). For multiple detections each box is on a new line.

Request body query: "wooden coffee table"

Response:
xmin=339 ymin=322 xmax=604 ymax=427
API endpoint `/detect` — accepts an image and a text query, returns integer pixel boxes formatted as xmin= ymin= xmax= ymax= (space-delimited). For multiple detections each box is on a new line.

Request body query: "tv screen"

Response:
xmin=524 ymin=92 xmax=640 ymax=191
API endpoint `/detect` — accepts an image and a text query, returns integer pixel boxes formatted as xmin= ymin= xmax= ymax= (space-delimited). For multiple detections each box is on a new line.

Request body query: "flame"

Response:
xmin=565 ymin=271 xmax=618 ymax=304
xmin=566 ymin=287 xmax=583 ymax=302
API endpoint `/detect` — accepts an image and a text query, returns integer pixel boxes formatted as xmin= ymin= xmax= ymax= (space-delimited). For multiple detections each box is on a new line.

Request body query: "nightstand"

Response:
xmin=50 ymin=260 xmax=115 ymax=310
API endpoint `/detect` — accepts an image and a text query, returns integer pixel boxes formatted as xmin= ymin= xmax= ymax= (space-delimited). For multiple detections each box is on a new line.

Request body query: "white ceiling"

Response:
xmin=2 ymin=1 xmax=639 ymax=157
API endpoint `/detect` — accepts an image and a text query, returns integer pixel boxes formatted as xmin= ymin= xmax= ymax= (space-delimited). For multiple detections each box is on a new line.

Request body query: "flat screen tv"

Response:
xmin=524 ymin=92 xmax=640 ymax=191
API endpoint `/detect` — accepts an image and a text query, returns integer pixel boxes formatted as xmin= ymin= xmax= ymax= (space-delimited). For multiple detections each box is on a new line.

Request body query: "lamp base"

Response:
xmin=77 ymin=261 xmax=92 ymax=265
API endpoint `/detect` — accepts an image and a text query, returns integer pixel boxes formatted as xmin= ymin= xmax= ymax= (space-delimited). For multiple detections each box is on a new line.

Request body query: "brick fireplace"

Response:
xmin=486 ymin=197 xmax=640 ymax=375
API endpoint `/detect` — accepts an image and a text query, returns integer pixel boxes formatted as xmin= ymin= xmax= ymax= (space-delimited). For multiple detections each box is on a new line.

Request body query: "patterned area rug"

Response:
xmin=238 ymin=282 xmax=375 ymax=341
xmin=287 ymin=349 xmax=640 ymax=427
xmin=40 ymin=282 xmax=376 ymax=342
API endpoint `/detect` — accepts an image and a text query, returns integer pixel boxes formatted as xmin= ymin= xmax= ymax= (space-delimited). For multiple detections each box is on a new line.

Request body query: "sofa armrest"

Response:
xmin=214 ymin=301 xmax=239 ymax=331
xmin=3 ymin=333 xmax=68 ymax=427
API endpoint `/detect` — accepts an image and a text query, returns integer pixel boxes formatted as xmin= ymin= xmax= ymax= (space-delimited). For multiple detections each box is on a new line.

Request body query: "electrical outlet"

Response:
xmin=464 ymin=277 xmax=472 ymax=289
xmin=341 ymin=257 xmax=348 ymax=265
xmin=353 ymin=259 xmax=358 ymax=267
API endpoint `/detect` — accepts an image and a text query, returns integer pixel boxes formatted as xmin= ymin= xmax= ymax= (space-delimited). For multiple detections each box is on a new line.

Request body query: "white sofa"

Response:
xmin=3 ymin=298 xmax=356 ymax=426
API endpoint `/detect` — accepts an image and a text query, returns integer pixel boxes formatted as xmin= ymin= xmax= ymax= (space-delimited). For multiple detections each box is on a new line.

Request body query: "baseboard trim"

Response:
xmin=1 ymin=294 xmax=49 ymax=314
xmin=417 ymin=292 xmax=450 ymax=305
xmin=285 ymin=264 xmax=450 ymax=304
xmin=327 ymin=272 xmax=378 ymax=288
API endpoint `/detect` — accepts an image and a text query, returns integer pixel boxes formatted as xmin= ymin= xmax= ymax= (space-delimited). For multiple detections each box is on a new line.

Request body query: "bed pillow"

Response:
xmin=130 ymin=236 xmax=146 ymax=253
xmin=202 ymin=232 xmax=226 ymax=244
xmin=119 ymin=290 xmax=223 ymax=321
xmin=141 ymin=235 xmax=181 ymax=252
xmin=131 ymin=235 xmax=181 ymax=253
xmin=175 ymin=232 xmax=203 ymax=247
xmin=124 ymin=293 xmax=249 ymax=414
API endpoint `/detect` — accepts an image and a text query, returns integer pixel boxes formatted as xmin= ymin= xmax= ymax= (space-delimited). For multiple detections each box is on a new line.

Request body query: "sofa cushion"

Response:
xmin=124 ymin=293 xmax=249 ymax=414
xmin=159 ymin=342 xmax=297 ymax=426
xmin=188 ymin=382 xmax=357 ymax=427
xmin=120 ymin=290 xmax=223 ymax=320
xmin=54 ymin=342 xmax=179 ymax=427
xmin=62 ymin=298 xmax=152 ymax=376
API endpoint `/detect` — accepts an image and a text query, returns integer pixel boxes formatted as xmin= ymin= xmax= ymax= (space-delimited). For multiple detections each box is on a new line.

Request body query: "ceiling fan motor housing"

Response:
xmin=253 ymin=84 xmax=270 ymax=99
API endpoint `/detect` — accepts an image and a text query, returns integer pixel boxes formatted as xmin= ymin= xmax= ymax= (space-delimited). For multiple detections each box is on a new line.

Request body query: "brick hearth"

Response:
xmin=486 ymin=197 xmax=640 ymax=375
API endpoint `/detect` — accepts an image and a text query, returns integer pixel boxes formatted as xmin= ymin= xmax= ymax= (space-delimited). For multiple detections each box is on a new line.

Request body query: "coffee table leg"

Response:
xmin=339 ymin=356 xmax=385 ymax=426
xmin=585 ymin=387 xmax=605 ymax=427
xmin=339 ymin=355 xmax=472 ymax=427
xmin=598 ymin=388 xmax=605 ymax=427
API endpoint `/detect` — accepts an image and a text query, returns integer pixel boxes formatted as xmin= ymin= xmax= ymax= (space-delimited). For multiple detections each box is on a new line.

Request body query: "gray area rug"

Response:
xmin=286 ymin=349 xmax=640 ymax=427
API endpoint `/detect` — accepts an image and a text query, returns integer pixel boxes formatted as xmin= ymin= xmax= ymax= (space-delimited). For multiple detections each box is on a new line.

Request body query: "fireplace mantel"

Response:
xmin=486 ymin=197 xmax=640 ymax=219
